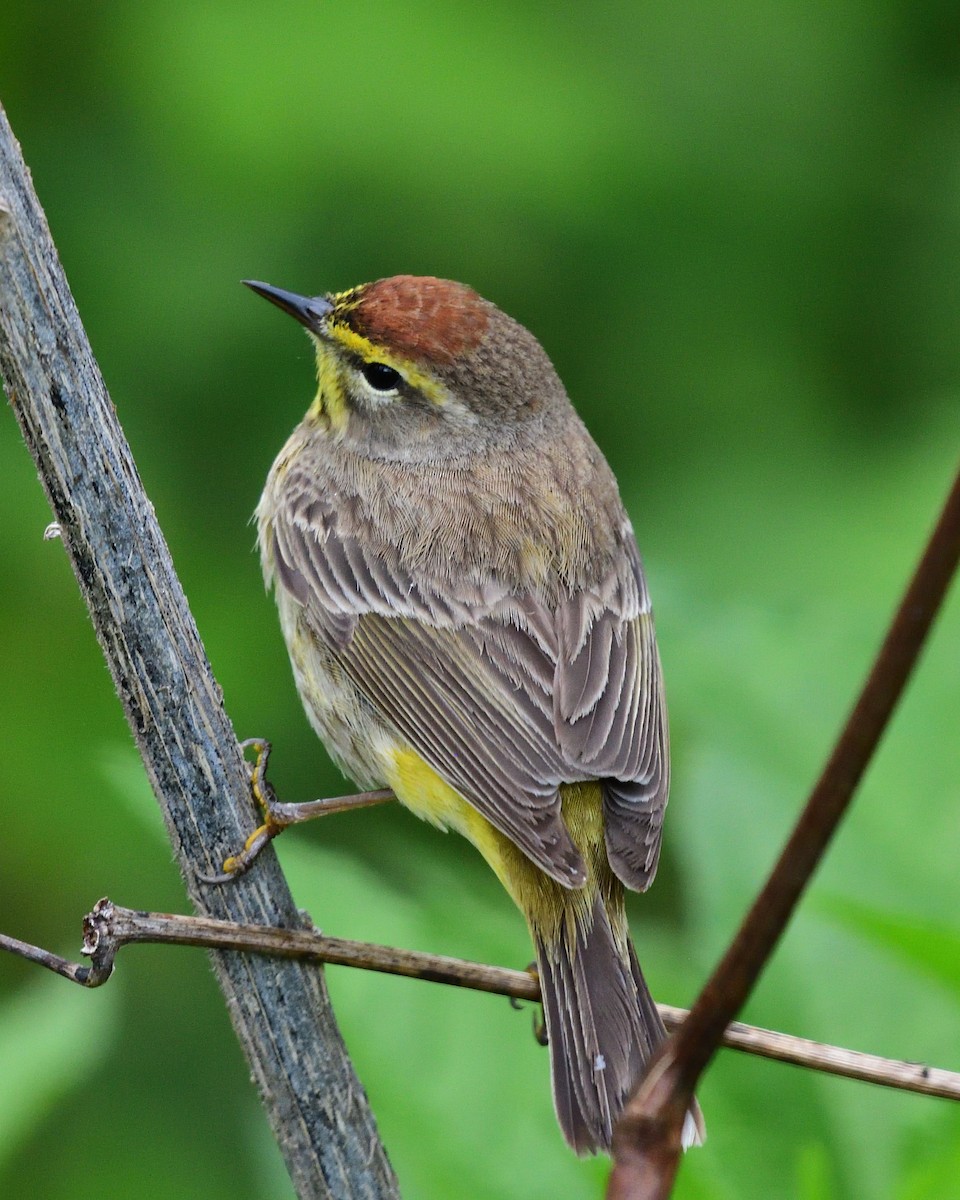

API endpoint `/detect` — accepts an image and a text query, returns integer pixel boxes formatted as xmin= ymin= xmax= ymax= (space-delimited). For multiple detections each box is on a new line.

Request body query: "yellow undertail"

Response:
xmin=383 ymin=745 xmax=675 ymax=1154
xmin=385 ymin=745 xmax=610 ymax=936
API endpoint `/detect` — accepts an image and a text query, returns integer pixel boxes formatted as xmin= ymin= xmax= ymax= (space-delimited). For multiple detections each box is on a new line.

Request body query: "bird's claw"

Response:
xmin=508 ymin=963 xmax=548 ymax=1045
xmin=197 ymin=738 xmax=286 ymax=885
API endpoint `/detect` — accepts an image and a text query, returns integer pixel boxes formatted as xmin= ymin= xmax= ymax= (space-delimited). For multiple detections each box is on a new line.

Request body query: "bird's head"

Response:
xmin=244 ymin=275 xmax=570 ymax=461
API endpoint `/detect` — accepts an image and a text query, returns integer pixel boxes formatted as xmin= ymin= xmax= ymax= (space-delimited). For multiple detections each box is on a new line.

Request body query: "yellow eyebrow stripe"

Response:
xmin=325 ymin=321 xmax=450 ymax=407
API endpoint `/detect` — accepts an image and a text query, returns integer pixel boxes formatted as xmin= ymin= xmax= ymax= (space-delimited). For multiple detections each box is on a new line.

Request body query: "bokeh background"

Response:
xmin=2 ymin=4 xmax=960 ymax=1198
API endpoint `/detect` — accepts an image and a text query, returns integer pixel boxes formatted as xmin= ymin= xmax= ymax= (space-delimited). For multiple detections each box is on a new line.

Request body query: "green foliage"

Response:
xmin=820 ymin=897 xmax=960 ymax=1003
xmin=2 ymin=3 xmax=959 ymax=1197
xmin=0 ymin=979 xmax=118 ymax=1172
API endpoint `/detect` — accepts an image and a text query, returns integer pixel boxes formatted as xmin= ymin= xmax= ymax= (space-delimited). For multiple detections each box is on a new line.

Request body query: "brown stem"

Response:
xmin=3 ymin=901 xmax=960 ymax=1102
xmin=610 ymin=461 xmax=960 ymax=1197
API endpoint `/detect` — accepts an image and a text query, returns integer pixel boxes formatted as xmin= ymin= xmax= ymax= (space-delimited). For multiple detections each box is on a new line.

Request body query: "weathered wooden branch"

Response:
xmin=4 ymin=898 xmax=960 ymax=1104
xmin=0 ymin=101 xmax=398 ymax=1200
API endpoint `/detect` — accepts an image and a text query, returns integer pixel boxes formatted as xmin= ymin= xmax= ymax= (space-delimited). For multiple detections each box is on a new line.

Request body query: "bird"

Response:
xmin=245 ymin=273 xmax=702 ymax=1154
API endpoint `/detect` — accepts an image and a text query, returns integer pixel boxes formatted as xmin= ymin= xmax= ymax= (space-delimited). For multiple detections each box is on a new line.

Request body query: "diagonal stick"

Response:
xmin=609 ymin=462 xmax=960 ymax=1200
xmin=0 ymin=100 xmax=398 ymax=1200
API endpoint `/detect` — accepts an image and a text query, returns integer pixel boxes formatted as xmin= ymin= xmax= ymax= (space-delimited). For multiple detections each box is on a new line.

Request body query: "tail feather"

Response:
xmin=534 ymin=894 xmax=666 ymax=1154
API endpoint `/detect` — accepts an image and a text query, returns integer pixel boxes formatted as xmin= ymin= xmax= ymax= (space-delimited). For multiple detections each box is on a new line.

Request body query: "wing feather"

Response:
xmin=346 ymin=615 xmax=586 ymax=885
xmin=270 ymin=498 xmax=668 ymax=892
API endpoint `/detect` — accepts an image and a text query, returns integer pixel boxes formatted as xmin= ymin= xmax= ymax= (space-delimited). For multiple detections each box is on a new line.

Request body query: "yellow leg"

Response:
xmin=199 ymin=739 xmax=394 ymax=884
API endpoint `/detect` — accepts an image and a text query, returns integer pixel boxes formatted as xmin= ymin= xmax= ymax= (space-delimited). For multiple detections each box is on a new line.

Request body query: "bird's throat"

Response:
xmin=309 ymin=340 xmax=350 ymax=433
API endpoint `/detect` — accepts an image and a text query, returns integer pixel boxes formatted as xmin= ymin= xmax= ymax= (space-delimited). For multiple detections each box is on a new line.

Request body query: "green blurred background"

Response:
xmin=2 ymin=3 xmax=959 ymax=1197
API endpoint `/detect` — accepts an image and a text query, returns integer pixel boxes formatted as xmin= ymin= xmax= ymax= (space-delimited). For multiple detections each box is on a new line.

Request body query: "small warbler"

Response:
xmin=247 ymin=275 xmax=702 ymax=1154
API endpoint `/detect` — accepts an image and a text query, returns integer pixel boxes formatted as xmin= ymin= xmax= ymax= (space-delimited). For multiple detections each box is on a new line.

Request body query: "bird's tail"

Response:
xmin=533 ymin=892 xmax=703 ymax=1155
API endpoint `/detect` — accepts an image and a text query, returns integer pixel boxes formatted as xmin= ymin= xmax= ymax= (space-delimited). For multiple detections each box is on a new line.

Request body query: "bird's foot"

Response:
xmin=198 ymin=739 xmax=289 ymax=883
xmin=510 ymin=962 xmax=549 ymax=1046
xmin=199 ymin=739 xmax=396 ymax=884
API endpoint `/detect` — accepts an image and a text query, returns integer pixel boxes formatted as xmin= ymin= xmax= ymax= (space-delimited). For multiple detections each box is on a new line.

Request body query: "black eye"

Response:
xmin=360 ymin=361 xmax=402 ymax=391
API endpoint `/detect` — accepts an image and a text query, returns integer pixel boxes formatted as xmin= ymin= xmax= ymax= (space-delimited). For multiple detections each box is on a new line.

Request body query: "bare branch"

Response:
xmin=3 ymin=900 xmax=959 ymax=1103
xmin=610 ymin=460 xmax=960 ymax=1197
xmin=677 ymin=1010 xmax=960 ymax=1101
xmin=0 ymin=102 xmax=398 ymax=1200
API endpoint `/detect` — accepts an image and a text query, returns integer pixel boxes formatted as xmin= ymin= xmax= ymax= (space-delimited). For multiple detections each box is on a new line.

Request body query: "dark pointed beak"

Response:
xmin=243 ymin=280 xmax=334 ymax=332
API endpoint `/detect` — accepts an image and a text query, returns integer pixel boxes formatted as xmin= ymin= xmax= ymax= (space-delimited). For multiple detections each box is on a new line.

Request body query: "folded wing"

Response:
xmin=268 ymin=494 xmax=668 ymax=892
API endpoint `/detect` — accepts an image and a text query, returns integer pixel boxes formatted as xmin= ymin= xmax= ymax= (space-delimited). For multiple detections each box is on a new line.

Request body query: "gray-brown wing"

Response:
xmin=270 ymin=503 xmax=667 ymax=893
xmin=270 ymin=509 xmax=587 ymax=888
xmin=552 ymin=546 xmax=669 ymax=892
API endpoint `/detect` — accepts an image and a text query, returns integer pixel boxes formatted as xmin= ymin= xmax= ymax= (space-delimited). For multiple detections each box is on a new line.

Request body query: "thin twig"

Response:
xmin=0 ymin=932 xmax=93 ymax=985
xmin=2 ymin=900 xmax=958 ymax=1103
xmin=0 ymin=103 xmax=398 ymax=1200
xmin=609 ymin=462 xmax=960 ymax=1200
